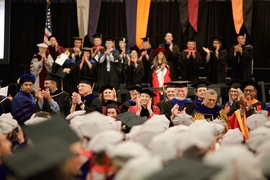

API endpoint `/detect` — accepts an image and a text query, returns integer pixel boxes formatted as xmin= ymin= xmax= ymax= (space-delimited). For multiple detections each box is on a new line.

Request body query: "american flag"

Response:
xmin=43 ymin=0 xmax=52 ymax=45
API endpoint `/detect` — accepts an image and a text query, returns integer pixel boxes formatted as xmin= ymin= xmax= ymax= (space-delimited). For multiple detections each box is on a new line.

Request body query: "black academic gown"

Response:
xmin=118 ymin=48 xmax=130 ymax=84
xmin=34 ymin=90 xmax=70 ymax=116
xmin=205 ymin=48 xmax=227 ymax=83
xmin=70 ymin=48 xmax=82 ymax=63
xmin=121 ymin=99 xmax=136 ymax=113
xmin=0 ymin=95 xmax=11 ymax=116
xmin=179 ymin=50 xmax=202 ymax=82
xmin=228 ymin=44 xmax=254 ymax=81
xmin=78 ymin=59 xmax=98 ymax=80
xmin=79 ymin=95 xmax=100 ymax=113
xmin=159 ymin=42 xmax=180 ymax=81
xmin=124 ymin=60 xmax=144 ymax=88
xmin=97 ymin=49 xmax=121 ymax=89
xmin=63 ymin=59 xmax=79 ymax=94
xmin=156 ymin=98 xmax=169 ymax=114
xmin=163 ymin=98 xmax=197 ymax=126
xmin=140 ymin=48 xmax=154 ymax=85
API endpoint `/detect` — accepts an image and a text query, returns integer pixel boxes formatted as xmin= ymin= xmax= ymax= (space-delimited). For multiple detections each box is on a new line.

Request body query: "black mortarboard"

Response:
xmin=139 ymin=88 xmax=157 ymax=97
xmin=92 ymin=33 xmax=102 ymax=39
xmin=104 ymin=36 xmax=115 ymax=42
xmin=45 ymin=68 xmax=66 ymax=88
xmin=164 ymin=81 xmax=190 ymax=88
xmin=191 ymin=80 xmax=211 ymax=89
xmin=18 ymin=74 xmax=36 ymax=84
xmin=0 ymin=79 xmax=3 ymax=86
xmin=127 ymin=84 xmax=142 ymax=92
xmin=73 ymin=37 xmax=83 ymax=41
xmin=148 ymin=157 xmax=219 ymax=180
xmin=130 ymin=45 xmax=140 ymax=54
xmin=212 ymin=35 xmax=224 ymax=43
xmin=241 ymin=80 xmax=259 ymax=90
xmin=48 ymin=35 xmax=57 ymax=40
xmin=82 ymin=47 xmax=92 ymax=52
xmin=141 ymin=37 xmax=150 ymax=42
xmin=99 ymin=84 xmax=114 ymax=93
xmin=116 ymin=112 xmax=147 ymax=133
xmin=78 ymin=76 xmax=95 ymax=86
xmin=164 ymin=30 xmax=175 ymax=37
xmin=117 ymin=37 xmax=128 ymax=43
xmin=3 ymin=137 xmax=73 ymax=180
xmin=225 ymin=78 xmax=243 ymax=89
xmin=186 ymin=38 xmax=196 ymax=42
xmin=22 ymin=114 xmax=80 ymax=144
xmin=103 ymin=100 xmax=123 ymax=109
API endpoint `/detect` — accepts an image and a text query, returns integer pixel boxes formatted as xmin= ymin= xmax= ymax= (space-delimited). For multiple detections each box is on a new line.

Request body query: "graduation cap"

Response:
xmin=139 ymin=88 xmax=157 ymax=97
xmin=22 ymin=114 xmax=80 ymax=144
xmin=116 ymin=112 xmax=147 ymax=133
xmin=154 ymin=47 xmax=167 ymax=56
xmin=18 ymin=74 xmax=36 ymax=84
xmin=117 ymin=37 xmax=128 ymax=43
xmin=92 ymin=33 xmax=102 ymax=39
xmin=78 ymin=76 xmax=95 ymax=86
xmin=141 ymin=37 xmax=150 ymax=42
xmin=130 ymin=45 xmax=140 ymax=54
xmin=225 ymin=78 xmax=243 ymax=89
xmin=73 ymin=37 xmax=83 ymax=41
xmin=36 ymin=43 xmax=48 ymax=48
xmin=241 ymin=80 xmax=259 ymax=90
xmin=191 ymin=80 xmax=211 ymax=89
xmin=99 ymin=84 xmax=114 ymax=93
xmin=103 ymin=100 xmax=122 ymax=109
xmin=3 ymin=137 xmax=73 ymax=180
xmin=211 ymin=35 xmax=224 ymax=43
xmin=148 ymin=157 xmax=219 ymax=180
xmin=246 ymin=114 xmax=268 ymax=131
xmin=164 ymin=81 xmax=190 ymax=88
xmin=45 ymin=69 xmax=66 ymax=89
xmin=186 ymin=37 xmax=196 ymax=42
xmin=164 ymin=30 xmax=175 ymax=37
xmin=104 ymin=36 xmax=115 ymax=42
xmin=127 ymin=84 xmax=142 ymax=92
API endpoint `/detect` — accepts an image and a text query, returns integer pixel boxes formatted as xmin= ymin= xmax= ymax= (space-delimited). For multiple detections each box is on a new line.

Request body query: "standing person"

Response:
xmin=70 ymin=37 xmax=83 ymax=63
xmin=139 ymin=37 xmax=154 ymax=86
xmin=203 ymin=36 xmax=227 ymax=83
xmin=191 ymin=80 xmax=211 ymax=106
xmin=151 ymin=47 xmax=171 ymax=105
xmin=92 ymin=33 xmax=105 ymax=60
xmin=34 ymin=72 xmax=70 ymax=116
xmin=124 ymin=46 xmax=144 ymax=88
xmin=11 ymin=74 xmax=36 ymax=124
xmin=228 ymin=34 xmax=254 ymax=81
xmin=47 ymin=35 xmax=64 ymax=61
xmin=121 ymin=85 xmax=142 ymax=113
xmin=158 ymin=31 xmax=180 ymax=81
xmin=96 ymin=37 xmax=121 ymax=90
xmin=78 ymin=47 xmax=98 ymax=81
xmin=117 ymin=37 xmax=130 ymax=84
xmin=179 ymin=38 xmax=202 ymax=82
xmin=30 ymin=43 xmax=54 ymax=91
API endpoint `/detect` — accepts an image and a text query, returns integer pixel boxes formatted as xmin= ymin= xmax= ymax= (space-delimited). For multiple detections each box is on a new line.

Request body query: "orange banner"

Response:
xmin=136 ymin=0 xmax=151 ymax=48
xmin=231 ymin=0 xmax=243 ymax=34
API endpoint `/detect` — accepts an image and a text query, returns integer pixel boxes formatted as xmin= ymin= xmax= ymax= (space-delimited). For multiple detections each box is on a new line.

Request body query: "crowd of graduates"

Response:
xmin=0 ymin=30 xmax=267 ymax=180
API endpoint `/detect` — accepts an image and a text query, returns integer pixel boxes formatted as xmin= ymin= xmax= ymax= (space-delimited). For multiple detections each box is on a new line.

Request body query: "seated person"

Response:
xmin=191 ymin=80 xmax=211 ymax=106
xmin=0 ymin=80 xmax=12 ymax=116
xmin=121 ymin=85 xmax=142 ymax=113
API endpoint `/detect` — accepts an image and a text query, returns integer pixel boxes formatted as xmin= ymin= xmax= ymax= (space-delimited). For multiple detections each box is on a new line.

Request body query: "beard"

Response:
xmin=175 ymin=95 xmax=186 ymax=101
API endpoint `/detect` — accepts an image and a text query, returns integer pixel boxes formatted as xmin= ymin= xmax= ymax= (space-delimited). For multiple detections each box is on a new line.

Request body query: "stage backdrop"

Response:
xmin=1 ymin=0 xmax=270 ymax=88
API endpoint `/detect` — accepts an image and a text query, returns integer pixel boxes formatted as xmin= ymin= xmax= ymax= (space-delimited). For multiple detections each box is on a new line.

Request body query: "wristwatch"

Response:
xmin=78 ymin=102 xmax=84 ymax=106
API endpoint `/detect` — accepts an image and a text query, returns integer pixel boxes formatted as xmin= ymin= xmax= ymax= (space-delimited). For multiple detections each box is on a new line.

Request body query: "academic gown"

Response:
xmin=228 ymin=109 xmax=249 ymax=139
xmin=156 ymin=98 xmax=169 ymax=114
xmin=70 ymin=47 xmax=82 ymax=63
xmin=47 ymin=45 xmax=64 ymax=60
xmin=140 ymin=48 xmax=154 ymax=85
xmin=192 ymin=104 xmax=227 ymax=122
xmin=128 ymin=105 xmax=160 ymax=119
xmin=75 ymin=94 xmax=99 ymax=113
xmin=11 ymin=90 xmax=35 ymax=124
xmin=228 ymin=44 xmax=254 ymax=81
xmin=159 ymin=43 xmax=180 ymax=81
xmin=121 ymin=99 xmax=136 ymax=113
xmin=204 ymin=48 xmax=227 ymax=83
xmin=118 ymin=48 xmax=130 ymax=84
xmin=34 ymin=89 xmax=70 ymax=116
xmin=179 ymin=50 xmax=202 ymax=82
xmin=97 ymin=49 xmax=121 ymax=89
xmin=78 ymin=59 xmax=98 ymax=80
xmin=193 ymin=99 xmax=203 ymax=106
xmin=62 ymin=59 xmax=79 ymax=94
xmin=0 ymin=95 xmax=11 ymax=116
xmin=124 ymin=60 xmax=144 ymax=88
xmin=163 ymin=98 xmax=197 ymax=126
xmin=0 ymin=165 xmax=8 ymax=180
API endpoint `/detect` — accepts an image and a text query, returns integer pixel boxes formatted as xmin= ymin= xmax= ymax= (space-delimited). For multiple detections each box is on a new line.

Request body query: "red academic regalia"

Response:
xmin=128 ymin=105 xmax=160 ymax=119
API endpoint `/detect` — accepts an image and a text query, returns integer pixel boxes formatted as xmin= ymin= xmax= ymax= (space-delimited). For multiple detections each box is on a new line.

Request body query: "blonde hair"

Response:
xmin=153 ymin=52 xmax=167 ymax=67
xmin=228 ymin=88 xmax=244 ymax=104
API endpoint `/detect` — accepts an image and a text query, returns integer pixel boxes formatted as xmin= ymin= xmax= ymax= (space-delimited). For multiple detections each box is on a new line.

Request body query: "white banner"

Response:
xmin=76 ymin=0 xmax=90 ymax=39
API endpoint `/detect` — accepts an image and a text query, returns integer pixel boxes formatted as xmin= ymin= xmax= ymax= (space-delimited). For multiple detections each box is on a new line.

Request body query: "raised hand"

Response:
xmin=202 ymin=47 xmax=210 ymax=54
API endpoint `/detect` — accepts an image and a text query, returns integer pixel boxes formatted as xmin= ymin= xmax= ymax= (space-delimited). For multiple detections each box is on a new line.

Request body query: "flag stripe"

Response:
xmin=136 ymin=0 xmax=151 ymax=48
xmin=43 ymin=2 xmax=52 ymax=45
xmin=231 ymin=0 xmax=243 ymax=34
xmin=188 ymin=0 xmax=199 ymax=32
xmin=125 ymin=0 xmax=137 ymax=48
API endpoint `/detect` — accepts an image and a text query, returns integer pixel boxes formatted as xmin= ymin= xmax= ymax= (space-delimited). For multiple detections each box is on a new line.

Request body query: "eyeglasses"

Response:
xmin=244 ymin=89 xmax=255 ymax=93
xmin=230 ymin=90 xmax=238 ymax=93
xmin=77 ymin=85 xmax=89 ymax=88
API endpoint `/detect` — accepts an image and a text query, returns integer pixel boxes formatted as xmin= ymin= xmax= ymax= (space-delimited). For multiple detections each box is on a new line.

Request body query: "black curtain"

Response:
xmin=3 ymin=1 xmax=270 ymax=87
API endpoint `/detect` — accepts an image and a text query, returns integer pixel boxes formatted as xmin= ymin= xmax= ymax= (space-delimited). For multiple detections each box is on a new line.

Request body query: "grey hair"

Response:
xmin=204 ymin=89 xmax=218 ymax=98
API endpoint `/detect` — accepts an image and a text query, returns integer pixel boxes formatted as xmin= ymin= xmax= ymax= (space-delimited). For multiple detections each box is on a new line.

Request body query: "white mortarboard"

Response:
xmin=148 ymin=132 xmax=180 ymax=162
xmin=66 ymin=110 xmax=86 ymax=121
xmin=69 ymin=123 xmax=83 ymax=139
xmin=87 ymin=130 xmax=124 ymax=153
xmin=205 ymin=123 xmax=225 ymax=136
xmin=189 ymin=119 xmax=208 ymax=128
xmin=220 ymin=129 xmax=243 ymax=147
xmin=107 ymin=141 xmax=149 ymax=166
xmin=245 ymin=126 xmax=270 ymax=152
xmin=264 ymin=121 xmax=270 ymax=128
xmin=246 ymin=114 xmax=268 ymax=131
xmin=24 ymin=117 xmax=49 ymax=126
xmin=210 ymin=119 xmax=226 ymax=130
xmin=146 ymin=114 xmax=170 ymax=130
xmin=258 ymin=152 xmax=270 ymax=178
xmin=36 ymin=43 xmax=48 ymax=48
xmin=125 ymin=125 xmax=143 ymax=140
xmin=203 ymin=146 xmax=264 ymax=180
xmin=172 ymin=112 xmax=193 ymax=126
xmin=109 ymin=119 xmax=122 ymax=131
xmin=256 ymin=139 xmax=270 ymax=155
xmin=0 ymin=113 xmax=18 ymax=133
xmin=114 ymin=155 xmax=163 ymax=180
xmin=70 ymin=115 xmax=85 ymax=127
xmin=166 ymin=125 xmax=189 ymax=134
